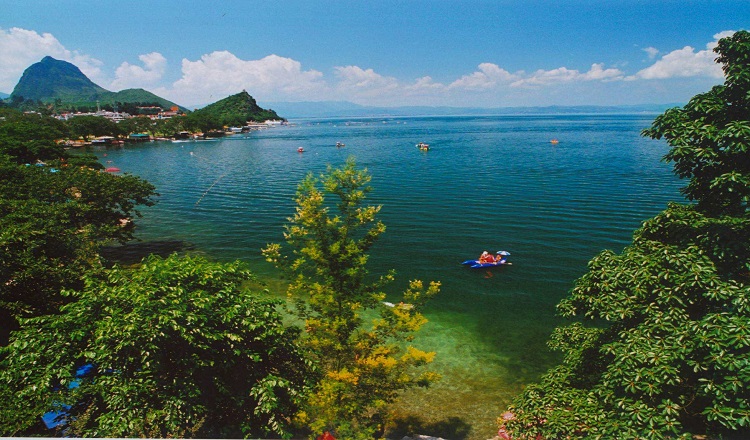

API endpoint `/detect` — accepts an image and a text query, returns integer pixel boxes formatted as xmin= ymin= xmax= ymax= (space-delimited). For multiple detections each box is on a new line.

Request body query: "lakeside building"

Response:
xmin=56 ymin=110 xmax=131 ymax=122
xmin=55 ymin=106 xmax=184 ymax=123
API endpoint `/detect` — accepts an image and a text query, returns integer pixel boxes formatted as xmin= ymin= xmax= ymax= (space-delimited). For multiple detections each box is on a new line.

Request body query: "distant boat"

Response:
xmin=297 ymin=147 xmax=305 ymax=153
xmin=550 ymin=139 xmax=559 ymax=144
xmin=416 ymin=142 xmax=430 ymax=151
xmin=92 ymin=136 xmax=115 ymax=145
xmin=105 ymin=167 xmax=121 ymax=173
xmin=336 ymin=142 xmax=345 ymax=148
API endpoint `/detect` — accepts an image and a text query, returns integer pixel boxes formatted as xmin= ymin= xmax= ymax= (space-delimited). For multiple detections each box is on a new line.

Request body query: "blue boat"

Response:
xmin=462 ymin=251 xmax=511 ymax=269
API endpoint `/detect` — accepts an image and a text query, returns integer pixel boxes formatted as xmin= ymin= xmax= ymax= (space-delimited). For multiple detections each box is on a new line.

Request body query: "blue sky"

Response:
xmin=1 ymin=0 xmax=747 ymax=108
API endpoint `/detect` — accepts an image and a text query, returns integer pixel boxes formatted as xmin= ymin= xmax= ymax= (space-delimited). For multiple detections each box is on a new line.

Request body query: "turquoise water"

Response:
xmin=95 ymin=114 xmax=682 ymax=438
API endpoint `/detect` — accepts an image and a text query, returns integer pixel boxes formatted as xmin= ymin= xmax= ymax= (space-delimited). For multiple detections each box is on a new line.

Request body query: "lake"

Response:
xmin=94 ymin=114 xmax=682 ymax=439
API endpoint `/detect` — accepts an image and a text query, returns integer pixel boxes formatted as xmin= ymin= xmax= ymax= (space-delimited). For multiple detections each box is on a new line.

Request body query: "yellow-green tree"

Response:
xmin=263 ymin=158 xmax=440 ymax=438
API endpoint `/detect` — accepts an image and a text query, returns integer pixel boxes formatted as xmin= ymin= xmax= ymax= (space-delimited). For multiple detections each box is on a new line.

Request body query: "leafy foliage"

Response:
xmin=642 ymin=31 xmax=750 ymax=217
xmin=263 ymin=158 xmax=440 ymax=438
xmin=503 ymin=31 xmax=750 ymax=439
xmin=0 ymin=110 xmax=156 ymax=340
xmin=65 ymin=115 xmax=120 ymax=141
xmin=0 ymin=254 xmax=310 ymax=438
xmin=0 ymin=110 xmax=68 ymax=163
xmin=115 ymin=115 xmax=157 ymax=137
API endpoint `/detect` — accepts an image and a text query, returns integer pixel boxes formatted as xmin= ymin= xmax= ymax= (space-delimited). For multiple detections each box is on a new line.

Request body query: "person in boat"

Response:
xmin=479 ymin=251 xmax=495 ymax=264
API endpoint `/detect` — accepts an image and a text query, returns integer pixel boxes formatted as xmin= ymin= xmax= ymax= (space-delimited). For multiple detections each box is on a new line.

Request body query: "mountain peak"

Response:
xmin=193 ymin=91 xmax=282 ymax=124
xmin=9 ymin=57 xmax=184 ymax=110
xmin=11 ymin=57 xmax=107 ymax=102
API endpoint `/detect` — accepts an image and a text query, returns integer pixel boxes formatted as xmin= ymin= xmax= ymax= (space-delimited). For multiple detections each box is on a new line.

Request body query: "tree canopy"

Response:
xmin=0 ymin=254 xmax=309 ymax=438
xmin=65 ymin=115 xmax=119 ymax=141
xmin=0 ymin=109 xmax=156 ymax=342
xmin=0 ymin=108 xmax=312 ymax=439
xmin=502 ymin=30 xmax=750 ymax=440
xmin=0 ymin=110 xmax=68 ymax=163
xmin=641 ymin=31 xmax=750 ymax=217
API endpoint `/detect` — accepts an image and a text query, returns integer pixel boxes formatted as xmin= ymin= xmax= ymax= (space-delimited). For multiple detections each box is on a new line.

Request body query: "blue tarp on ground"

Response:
xmin=41 ymin=364 xmax=95 ymax=429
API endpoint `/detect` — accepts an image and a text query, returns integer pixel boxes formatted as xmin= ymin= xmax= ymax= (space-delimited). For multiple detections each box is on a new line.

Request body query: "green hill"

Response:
xmin=99 ymin=88 xmax=186 ymax=112
xmin=9 ymin=56 xmax=185 ymax=111
xmin=11 ymin=56 xmax=108 ymax=102
xmin=192 ymin=90 xmax=282 ymax=125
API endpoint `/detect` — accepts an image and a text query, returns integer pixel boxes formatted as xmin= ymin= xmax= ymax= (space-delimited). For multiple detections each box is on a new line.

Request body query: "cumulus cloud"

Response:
xmin=326 ymin=65 xmax=404 ymax=104
xmin=334 ymin=66 xmax=399 ymax=92
xmin=0 ymin=27 xmax=104 ymax=92
xmin=643 ymin=47 xmax=659 ymax=59
xmin=319 ymin=61 xmax=625 ymax=105
xmin=631 ymin=31 xmax=734 ymax=80
xmin=512 ymin=63 xmax=624 ymax=88
xmin=0 ymin=26 xmax=737 ymax=108
xmin=111 ymin=52 xmax=167 ymax=90
xmin=159 ymin=51 xmax=326 ymax=105
xmin=449 ymin=63 xmax=518 ymax=90
xmin=708 ymin=30 xmax=736 ymax=49
xmin=406 ymin=76 xmax=446 ymax=92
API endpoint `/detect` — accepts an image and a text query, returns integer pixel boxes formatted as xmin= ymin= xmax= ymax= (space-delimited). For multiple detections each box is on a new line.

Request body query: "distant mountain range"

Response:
xmin=264 ymin=101 xmax=681 ymax=119
xmin=4 ymin=56 xmax=679 ymax=119
xmin=9 ymin=56 xmax=185 ymax=111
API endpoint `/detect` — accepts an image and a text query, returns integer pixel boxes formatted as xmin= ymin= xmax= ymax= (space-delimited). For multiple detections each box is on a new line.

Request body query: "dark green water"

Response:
xmin=96 ymin=114 xmax=682 ymax=438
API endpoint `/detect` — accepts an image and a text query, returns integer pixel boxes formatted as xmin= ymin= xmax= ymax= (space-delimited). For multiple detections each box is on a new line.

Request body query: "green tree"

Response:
xmin=0 ymin=158 xmax=156 ymax=336
xmin=263 ymin=158 xmax=440 ymax=438
xmin=65 ymin=115 xmax=118 ymax=141
xmin=117 ymin=116 xmax=155 ymax=138
xmin=0 ymin=110 xmax=68 ymax=163
xmin=642 ymin=31 xmax=750 ymax=217
xmin=502 ymin=31 xmax=750 ymax=440
xmin=0 ymin=254 xmax=310 ymax=438
xmin=185 ymin=111 xmax=222 ymax=133
xmin=160 ymin=115 xmax=191 ymax=137
xmin=0 ymin=112 xmax=156 ymax=342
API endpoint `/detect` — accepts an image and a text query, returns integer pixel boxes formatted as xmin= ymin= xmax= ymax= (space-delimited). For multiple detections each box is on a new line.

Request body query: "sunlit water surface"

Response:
xmin=94 ymin=114 xmax=681 ymax=439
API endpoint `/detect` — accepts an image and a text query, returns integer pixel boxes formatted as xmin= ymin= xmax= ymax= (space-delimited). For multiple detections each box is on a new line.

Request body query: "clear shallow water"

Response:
xmin=95 ymin=114 xmax=682 ymax=438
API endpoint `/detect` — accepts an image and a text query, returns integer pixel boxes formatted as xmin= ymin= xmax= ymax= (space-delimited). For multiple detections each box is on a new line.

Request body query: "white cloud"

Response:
xmin=449 ymin=63 xmax=518 ymax=90
xmin=643 ymin=47 xmax=659 ymax=59
xmin=0 ymin=27 xmax=104 ymax=92
xmin=406 ymin=76 xmax=446 ymax=92
xmin=708 ymin=30 xmax=736 ymax=50
xmin=512 ymin=63 xmax=624 ymax=88
xmin=327 ymin=65 xmax=404 ymax=104
xmin=111 ymin=52 xmax=167 ymax=90
xmin=334 ymin=66 xmax=399 ymax=92
xmin=632 ymin=31 xmax=734 ymax=80
xmin=582 ymin=63 xmax=625 ymax=81
xmin=0 ymin=26 xmax=737 ymax=108
xmin=158 ymin=51 xmax=326 ymax=105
